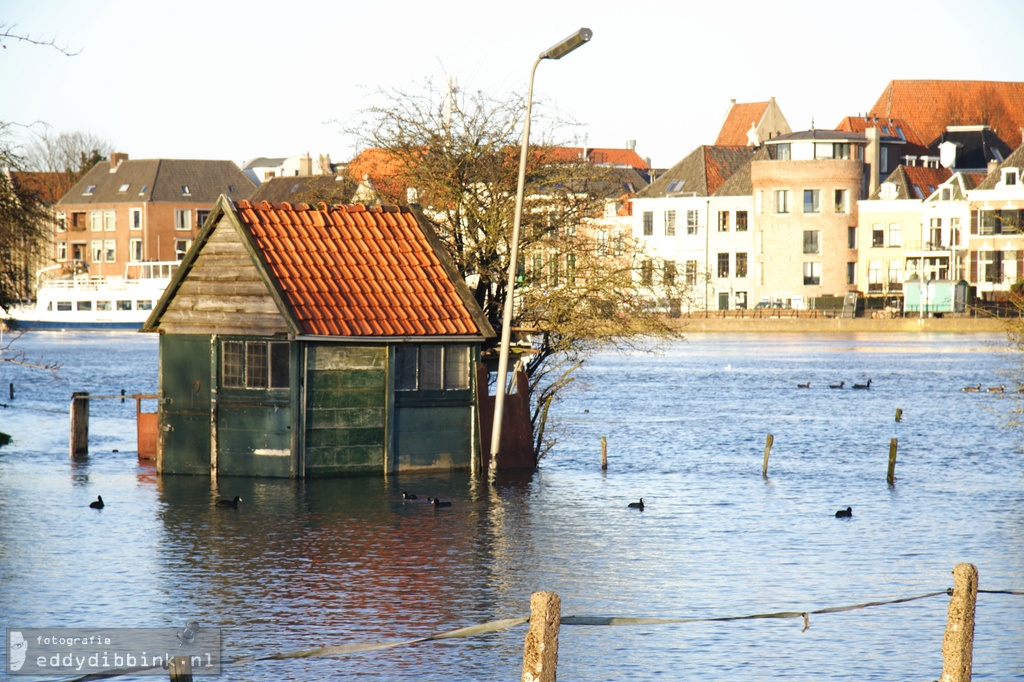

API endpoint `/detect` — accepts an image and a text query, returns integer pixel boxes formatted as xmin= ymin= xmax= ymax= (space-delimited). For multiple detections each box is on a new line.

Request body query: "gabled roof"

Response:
xmin=929 ymin=126 xmax=1012 ymax=171
xmin=636 ymin=146 xmax=753 ymax=199
xmin=975 ymin=142 xmax=1024 ymax=190
xmin=835 ymin=115 xmax=929 ymax=155
xmin=5 ymin=170 xmax=77 ymax=204
xmin=868 ymin=80 xmax=1024 ymax=149
xmin=715 ymin=98 xmax=791 ymax=146
xmin=248 ymin=175 xmax=359 ymax=204
xmin=147 ymin=197 xmax=494 ymax=339
xmin=877 ymin=166 xmax=952 ymax=200
xmin=542 ymin=147 xmax=649 ymax=169
xmin=57 ymin=157 xmax=255 ymax=205
xmin=716 ymin=101 xmax=769 ymax=146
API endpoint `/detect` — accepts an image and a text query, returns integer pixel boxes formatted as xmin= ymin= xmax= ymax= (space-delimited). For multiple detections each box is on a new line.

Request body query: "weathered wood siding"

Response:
xmin=305 ymin=345 xmax=388 ymax=476
xmin=394 ymin=403 xmax=473 ymax=470
xmin=158 ymin=334 xmax=213 ymax=475
xmin=156 ymin=218 xmax=290 ymax=336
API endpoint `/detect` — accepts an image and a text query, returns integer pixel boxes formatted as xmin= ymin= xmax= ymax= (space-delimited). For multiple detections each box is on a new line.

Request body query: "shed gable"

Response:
xmin=155 ymin=217 xmax=289 ymax=335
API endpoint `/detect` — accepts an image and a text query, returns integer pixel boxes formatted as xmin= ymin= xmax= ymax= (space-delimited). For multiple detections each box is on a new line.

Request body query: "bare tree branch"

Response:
xmin=0 ymin=23 xmax=81 ymax=56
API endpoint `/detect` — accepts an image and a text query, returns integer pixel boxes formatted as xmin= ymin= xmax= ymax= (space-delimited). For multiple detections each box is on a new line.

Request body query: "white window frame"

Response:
xmin=130 ymin=238 xmax=143 ymax=262
xmin=104 ymin=239 xmax=116 ymax=262
xmin=56 ymin=241 xmax=68 ymax=262
xmin=56 ymin=212 xmax=67 ymax=233
xmin=664 ymin=210 xmax=676 ymax=236
xmin=175 ymin=208 xmax=192 ymax=231
xmin=130 ymin=208 xmax=143 ymax=231
xmin=91 ymin=239 xmax=103 ymax=262
xmin=775 ymin=189 xmax=790 ymax=214
xmin=888 ymin=223 xmax=902 ymax=247
xmin=103 ymin=209 xmax=116 ymax=231
xmin=90 ymin=211 xmax=103 ymax=232
xmin=686 ymin=210 xmax=699 ymax=235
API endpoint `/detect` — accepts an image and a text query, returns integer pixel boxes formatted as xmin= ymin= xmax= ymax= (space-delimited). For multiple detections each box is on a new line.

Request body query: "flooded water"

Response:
xmin=1 ymin=331 xmax=1022 ymax=681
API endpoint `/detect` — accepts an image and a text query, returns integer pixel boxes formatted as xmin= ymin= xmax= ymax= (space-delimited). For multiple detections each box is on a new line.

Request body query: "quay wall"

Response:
xmin=666 ymin=316 xmax=1010 ymax=334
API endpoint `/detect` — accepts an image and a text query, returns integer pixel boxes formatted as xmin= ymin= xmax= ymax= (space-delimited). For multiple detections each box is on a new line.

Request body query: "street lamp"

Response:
xmin=489 ymin=27 xmax=592 ymax=482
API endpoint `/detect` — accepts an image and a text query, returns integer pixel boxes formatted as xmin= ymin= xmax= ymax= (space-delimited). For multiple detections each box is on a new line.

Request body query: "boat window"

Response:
xmin=57 ymin=302 xmax=72 ymax=311
xmin=77 ymin=301 xmax=93 ymax=311
xmin=96 ymin=301 xmax=112 ymax=311
xmin=117 ymin=300 xmax=132 ymax=311
xmin=137 ymin=300 xmax=153 ymax=311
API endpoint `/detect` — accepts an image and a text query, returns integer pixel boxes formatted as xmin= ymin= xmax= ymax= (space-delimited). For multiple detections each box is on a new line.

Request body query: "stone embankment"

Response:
xmin=665 ymin=314 xmax=1009 ymax=334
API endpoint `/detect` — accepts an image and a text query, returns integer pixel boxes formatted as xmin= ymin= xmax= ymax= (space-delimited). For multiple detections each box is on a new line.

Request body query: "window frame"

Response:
xmin=222 ymin=339 xmax=291 ymax=390
xmin=395 ymin=344 xmax=471 ymax=393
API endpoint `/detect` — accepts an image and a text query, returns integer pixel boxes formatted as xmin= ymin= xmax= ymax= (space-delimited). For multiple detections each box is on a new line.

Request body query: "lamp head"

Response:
xmin=539 ymin=27 xmax=593 ymax=60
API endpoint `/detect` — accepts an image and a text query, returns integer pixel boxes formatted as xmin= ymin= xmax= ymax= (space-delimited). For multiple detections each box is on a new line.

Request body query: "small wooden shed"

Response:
xmin=142 ymin=197 xmax=497 ymax=478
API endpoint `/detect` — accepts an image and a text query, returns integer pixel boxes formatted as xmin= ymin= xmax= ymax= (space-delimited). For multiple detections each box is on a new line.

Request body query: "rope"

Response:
xmin=54 ymin=587 xmax=1024 ymax=681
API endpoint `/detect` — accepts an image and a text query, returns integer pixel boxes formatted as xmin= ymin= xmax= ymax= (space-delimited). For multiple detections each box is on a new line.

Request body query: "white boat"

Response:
xmin=1 ymin=260 xmax=179 ymax=331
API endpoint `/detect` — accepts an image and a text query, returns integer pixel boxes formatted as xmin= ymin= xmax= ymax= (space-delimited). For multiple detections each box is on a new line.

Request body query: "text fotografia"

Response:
xmin=7 ymin=626 xmax=221 ymax=676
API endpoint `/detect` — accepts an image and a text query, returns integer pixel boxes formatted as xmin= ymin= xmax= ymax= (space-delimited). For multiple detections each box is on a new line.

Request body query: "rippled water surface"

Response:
xmin=1 ymin=331 xmax=1022 ymax=680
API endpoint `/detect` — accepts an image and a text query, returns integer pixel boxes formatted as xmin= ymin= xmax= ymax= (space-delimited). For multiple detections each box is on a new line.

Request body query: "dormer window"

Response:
xmin=1003 ymin=169 xmax=1018 ymax=187
xmin=941 ymin=187 xmax=952 ymax=201
xmin=84 ymin=185 xmax=96 ymax=196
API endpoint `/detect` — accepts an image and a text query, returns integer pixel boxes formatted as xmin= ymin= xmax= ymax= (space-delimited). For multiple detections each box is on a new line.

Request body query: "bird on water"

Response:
xmin=797 ymin=381 xmax=811 ymax=389
xmin=627 ymin=498 xmax=645 ymax=510
xmin=89 ymin=495 xmax=104 ymax=509
xmin=402 ymin=491 xmax=418 ymax=500
xmin=215 ymin=496 xmax=242 ymax=508
xmin=835 ymin=507 xmax=852 ymax=518
xmin=829 ymin=381 xmax=845 ymax=389
xmin=431 ymin=497 xmax=452 ymax=508
xmin=962 ymin=384 xmax=981 ymax=393
xmin=987 ymin=384 xmax=1005 ymax=393
xmin=852 ymin=379 xmax=872 ymax=389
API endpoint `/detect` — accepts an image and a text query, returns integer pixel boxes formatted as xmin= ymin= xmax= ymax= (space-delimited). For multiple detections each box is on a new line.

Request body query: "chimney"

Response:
xmin=299 ymin=152 xmax=313 ymax=176
xmin=987 ymin=159 xmax=1001 ymax=175
xmin=627 ymin=139 xmax=636 ymax=151
xmin=109 ymin=152 xmax=128 ymax=171
xmin=865 ymin=128 xmax=881 ymax=198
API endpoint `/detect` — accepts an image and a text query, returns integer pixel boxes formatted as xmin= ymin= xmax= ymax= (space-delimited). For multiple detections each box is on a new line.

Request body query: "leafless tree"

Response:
xmin=341 ymin=79 xmax=687 ymax=459
xmin=0 ymin=22 xmax=80 ymax=56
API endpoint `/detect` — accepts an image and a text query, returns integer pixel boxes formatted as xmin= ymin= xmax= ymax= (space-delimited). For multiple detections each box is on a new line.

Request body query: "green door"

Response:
xmin=159 ymin=334 xmax=212 ymax=474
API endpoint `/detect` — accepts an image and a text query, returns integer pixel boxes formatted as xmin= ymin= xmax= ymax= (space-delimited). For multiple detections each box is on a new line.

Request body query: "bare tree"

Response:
xmin=0 ymin=22 xmax=80 ymax=56
xmin=342 ymin=79 xmax=686 ymax=459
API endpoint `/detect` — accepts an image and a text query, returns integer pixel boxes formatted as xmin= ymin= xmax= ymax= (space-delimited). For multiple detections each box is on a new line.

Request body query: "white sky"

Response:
xmin=4 ymin=0 xmax=1024 ymax=170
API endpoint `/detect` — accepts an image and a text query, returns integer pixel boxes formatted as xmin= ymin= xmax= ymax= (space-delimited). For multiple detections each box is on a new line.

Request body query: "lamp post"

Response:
xmin=489 ymin=27 xmax=592 ymax=483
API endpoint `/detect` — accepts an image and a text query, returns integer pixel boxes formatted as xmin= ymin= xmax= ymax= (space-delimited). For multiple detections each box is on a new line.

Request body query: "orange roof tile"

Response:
xmin=715 ymin=101 xmax=770 ymax=146
xmin=869 ymin=80 xmax=1024 ymax=147
xmin=232 ymin=200 xmax=489 ymax=338
xmin=542 ymin=147 xmax=650 ymax=169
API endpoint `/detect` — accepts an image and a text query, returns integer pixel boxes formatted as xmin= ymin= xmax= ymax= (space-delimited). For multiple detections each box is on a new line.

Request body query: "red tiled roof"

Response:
xmin=715 ymin=101 xmax=769 ymax=146
xmin=903 ymin=166 xmax=952 ymax=195
xmin=705 ymin=146 xmax=753 ymax=196
xmin=834 ymin=115 xmax=929 ymax=151
xmin=234 ymin=200 xmax=488 ymax=338
xmin=542 ymin=147 xmax=649 ymax=169
xmin=869 ymin=80 xmax=1024 ymax=147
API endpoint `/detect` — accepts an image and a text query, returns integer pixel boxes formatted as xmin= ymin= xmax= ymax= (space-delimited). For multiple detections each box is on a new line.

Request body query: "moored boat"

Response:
xmin=1 ymin=260 xmax=179 ymax=331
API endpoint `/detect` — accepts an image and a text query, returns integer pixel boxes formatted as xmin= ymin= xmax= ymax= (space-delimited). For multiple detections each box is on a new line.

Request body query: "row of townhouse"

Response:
xmin=629 ymin=81 xmax=1024 ymax=313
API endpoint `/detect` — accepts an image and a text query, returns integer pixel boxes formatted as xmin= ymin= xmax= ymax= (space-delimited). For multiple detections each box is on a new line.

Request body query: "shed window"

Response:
xmin=223 ymin=340 xmax=290 ymax=389
xmin=396 ymin=344 xmax=470 ymax=391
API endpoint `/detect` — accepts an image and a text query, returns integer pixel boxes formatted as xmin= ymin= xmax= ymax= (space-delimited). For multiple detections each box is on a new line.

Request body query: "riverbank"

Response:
xmin=666 ymin=315 xmax=1010 ymax=333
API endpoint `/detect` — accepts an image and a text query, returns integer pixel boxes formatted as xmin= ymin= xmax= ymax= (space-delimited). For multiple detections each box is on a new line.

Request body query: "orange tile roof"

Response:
xmin=542 ymin=147 xmax=650 ymax=169
xmin=869 ymin=80 xmax=1024 ymax=147
xmin=234 ymin=200 xmax=490 ymax=338
xmin=715 ymin=101 xmax=769 ymax=146
xmin=834 ymin=115 xmax=929 ymax=151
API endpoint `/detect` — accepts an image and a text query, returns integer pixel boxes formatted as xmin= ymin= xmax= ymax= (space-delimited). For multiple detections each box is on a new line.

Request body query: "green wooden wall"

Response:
xmin=304 ymin=345 xmax=388 ymax=476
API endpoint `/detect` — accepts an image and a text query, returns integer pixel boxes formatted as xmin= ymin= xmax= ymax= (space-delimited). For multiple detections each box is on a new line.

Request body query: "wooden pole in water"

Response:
xmin=940 ymin=563 xmax=978 ymax=682
xmin=762 ymin=434 xmax=773 ymax=477
xmin=168 ymin=655 xmax=193 ymax=682
xmin=521 ymin=590 xmax=560 ymax=682
xmin=887 ymin=438 xmax=898 ymax=485
xmin=70 ymin=391 xmax=89 ymax=458
xmin=601 ymin=436 xmax=607 ymax=470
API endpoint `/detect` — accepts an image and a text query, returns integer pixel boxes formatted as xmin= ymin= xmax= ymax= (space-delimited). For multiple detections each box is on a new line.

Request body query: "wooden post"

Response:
xmin=895 ymin=407 xmax=902 ymax=422
xmin=521 ymin=590 xmax=560 ymax=682
xmin=940 ymin=563 xmax=978 ymax=682
xmin=762 ymin=434 xmax=773 ymax=477
xmin=70 ymin=391 xmax=90 ymax=458
xmin=168 ymin=655 xmax=193 ymax=682
xmin=601 ymin=436 xmax=607 ymax=470
xmin=887 ymin=438 xmax=898 ymax=485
